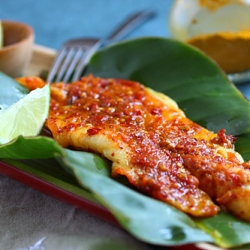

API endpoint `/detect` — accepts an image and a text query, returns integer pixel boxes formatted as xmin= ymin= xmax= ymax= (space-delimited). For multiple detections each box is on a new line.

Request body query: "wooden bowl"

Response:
xmin=0 ymin=20 xmax=34 ymax=77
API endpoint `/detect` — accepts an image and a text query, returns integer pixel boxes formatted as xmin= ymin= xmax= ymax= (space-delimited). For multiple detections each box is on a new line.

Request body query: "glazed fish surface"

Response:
xmin=17 ymin=75 xmax=250 ymax=221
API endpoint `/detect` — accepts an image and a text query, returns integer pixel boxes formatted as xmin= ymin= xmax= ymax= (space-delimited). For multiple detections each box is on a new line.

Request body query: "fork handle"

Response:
xmin=82 ymin=10 xmax=156 ymax=62
xmin=104 ymin=10 xmax=156 ymax=44
xmin=72 ymin=10 xmax=156 ymax=82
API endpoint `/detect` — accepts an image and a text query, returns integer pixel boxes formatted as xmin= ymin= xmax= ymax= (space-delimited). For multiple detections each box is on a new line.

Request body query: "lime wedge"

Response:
xmin=0 ymin=20 xmax=2 ymax=48
xmin=0 ymin=84 xmax=50 ymax=145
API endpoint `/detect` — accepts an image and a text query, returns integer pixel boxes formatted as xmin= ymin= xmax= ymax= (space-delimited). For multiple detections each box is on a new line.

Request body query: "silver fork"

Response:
xmin=46 ymin=10 xmax=156 ymax=83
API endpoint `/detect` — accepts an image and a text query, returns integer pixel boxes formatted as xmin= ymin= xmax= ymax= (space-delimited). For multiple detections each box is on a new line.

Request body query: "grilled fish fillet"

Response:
xmin=17 ymin=75 xmax=250 ymax=221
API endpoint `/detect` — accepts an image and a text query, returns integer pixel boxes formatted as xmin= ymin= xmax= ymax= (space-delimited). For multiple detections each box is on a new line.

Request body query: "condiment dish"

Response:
xmin=0 ymin=20 xmax=34 ymax=77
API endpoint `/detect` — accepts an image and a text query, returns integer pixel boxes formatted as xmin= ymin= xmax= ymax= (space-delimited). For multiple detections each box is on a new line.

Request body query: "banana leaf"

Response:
xmin=0 ymin=136 xmax=64 ymax=159
xmin=1 ymin=37 xmax=250 ymax=248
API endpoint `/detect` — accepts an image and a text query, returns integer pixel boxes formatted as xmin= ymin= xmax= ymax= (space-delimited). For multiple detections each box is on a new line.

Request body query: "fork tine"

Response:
xmin=71 ymin=41 xmax=100 ymax=82
xmin=47 ymin=39 xmax=100 ymax=83
xmin=71 ymin=53 xmax=88 ymax=82
xmin=62 ymin=47 xmax=84 ymax=83
xmin=54 ymin=47 xmax=75 ymax=82
xmin=47 ymin=48 xmax=67 ymax=82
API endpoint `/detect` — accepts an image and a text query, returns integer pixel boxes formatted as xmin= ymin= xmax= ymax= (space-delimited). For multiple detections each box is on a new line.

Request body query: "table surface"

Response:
xmin=1 ymin=0 xmax=173 ymax=50
xmin=0 ymin=1 xmax=178 ymax=250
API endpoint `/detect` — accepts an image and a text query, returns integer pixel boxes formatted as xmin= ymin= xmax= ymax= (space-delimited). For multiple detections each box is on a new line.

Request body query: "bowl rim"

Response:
xmin=1 ymin=20 xmax=34 ymax=52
